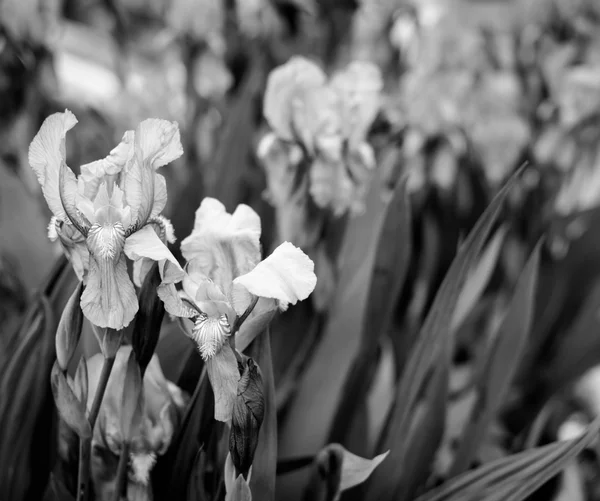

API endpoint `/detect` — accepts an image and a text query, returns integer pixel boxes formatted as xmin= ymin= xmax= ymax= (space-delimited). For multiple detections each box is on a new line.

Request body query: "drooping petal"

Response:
xmin=124 ymin=225 xmax=185 ymax=285
xmin=28 ymin=110 xmax=78 ymax=222
xmin=330 ymin=61 xmax=383 ymax=148
xmin=81 ymin=223 xmax=138 ymax=329
xmin=181 ymin=198 xmax=262 ymax=295
xmin=206 ymin=343 xmax=240 ymax=422
xmin=135 ymin=118 xmax=183 ymax=170
xmin=232 ymin=241 xmax=316 ymax=314
xmin=263 ymin=56 xmax=327 ymax=141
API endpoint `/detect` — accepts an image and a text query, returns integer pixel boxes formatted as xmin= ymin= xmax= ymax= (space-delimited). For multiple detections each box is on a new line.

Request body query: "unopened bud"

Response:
xmin=50 ymin=362 xmax=91 ymax=439
xmin=229 ymin=358 xmax=264 ymax=478
xmin=55 ymin=282 xmax=84 ymax=371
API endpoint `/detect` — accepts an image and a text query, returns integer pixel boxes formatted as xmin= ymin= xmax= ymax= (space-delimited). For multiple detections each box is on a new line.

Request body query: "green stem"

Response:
xmin=112 ymin=442 xmax=130 ymax=501
xmin=76 ymin=352 xmax=118 ymax=501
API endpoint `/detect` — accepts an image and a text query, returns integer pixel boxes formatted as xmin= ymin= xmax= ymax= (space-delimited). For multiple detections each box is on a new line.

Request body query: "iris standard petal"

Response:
xmin=81 ymin=223 xmax=138 ymax=329
xmin=28 ymin=109 xmax=78 ymax=222
xmin=263 ymin=56 xmax=327 ymax=141
xmin=181 ymin=198 xmax=262 ymax=294
xmin=232 ymin=241 xmax=317 ymax=314
xmin=122 ymin=149 xmax=155 ymax=233
xmin=206 ymin=343 xmax=240 ymax=422
xmin=135 ymin=118 xmax=184 ymax=169
xmin=79 ymin=130 xmax=134 ymax=200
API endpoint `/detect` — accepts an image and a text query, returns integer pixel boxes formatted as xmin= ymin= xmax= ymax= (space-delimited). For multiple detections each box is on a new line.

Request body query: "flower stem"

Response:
xmin=76 ymin=333 xmax=121 ymax=501
xmin=112 ymin=442 xmax=130 ymax=501
xmin=88 ymin=354 xmax=116 ymax=427
xmin=233 ymin=296 xmax=259 ymax=335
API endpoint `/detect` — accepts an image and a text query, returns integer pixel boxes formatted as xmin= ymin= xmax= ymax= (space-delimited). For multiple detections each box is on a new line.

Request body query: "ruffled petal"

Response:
xmin=232 ymin=241 xmax=316 ymax=314
xmin=263 ymin=56 xmax=327 ymax=141
xmin=81 ymin=251 xmax=139 ymax=330
xmin=28 ymin=110 xmax=78 ymax=222
xmin=181 ymin=198 xmax=262 ymax=295
xmin=206 ymin=343 xmax=240 ymax=422
xmin=124 ymin=225 xmax=185 ymax=285
xmin=135 ymin=118 xmax=183 ymax=170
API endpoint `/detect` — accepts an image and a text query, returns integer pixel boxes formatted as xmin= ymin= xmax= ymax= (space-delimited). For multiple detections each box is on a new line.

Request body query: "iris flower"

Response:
xmin=29 ymin=110 xmax=184 ymax=330
xmin=260 ymin=56 xmax=383 ymax=216
xmin=158 ymin=198 xmax=317 ymax=421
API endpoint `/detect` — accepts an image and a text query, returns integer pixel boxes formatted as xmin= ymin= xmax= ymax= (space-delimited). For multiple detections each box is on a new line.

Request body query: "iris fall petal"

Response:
xmin=81 ymin=252 xmax=139 ymax=330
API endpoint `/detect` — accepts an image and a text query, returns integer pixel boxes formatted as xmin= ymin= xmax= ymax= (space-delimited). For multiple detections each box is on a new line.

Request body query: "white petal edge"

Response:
xmin=232 ymin=241 xmax=317 ymax=315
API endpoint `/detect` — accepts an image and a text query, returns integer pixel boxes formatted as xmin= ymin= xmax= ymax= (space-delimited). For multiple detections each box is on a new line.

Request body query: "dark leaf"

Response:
xmin=368 ymin=167 xmax=524 ymax=500
xmin=416 ymin=416 xmax=600 ymax=501
xmin=132 ymin=263 xmax=164 ymax=376
xmin=329 ymin=176 xmax=412 ymax=445
xmin=449 ymin=240 xmax=541 ymax=476
xmin=277 ymin=170 xmax=388 ymax=496
xmin=247 ymin=328 xmax=277 ymax=501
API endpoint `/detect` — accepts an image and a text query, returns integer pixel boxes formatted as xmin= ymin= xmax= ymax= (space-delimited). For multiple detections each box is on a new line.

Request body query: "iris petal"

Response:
xmin=81 ymin=223 xmax=138 ymax=329
xmin=28 ymin=110 xmax=78 ymax=222
xmin=263 ymin=56 xmax=327 ymax=141
xmin=181 ymin=198 xmax=261 ymax=296
xmin=232 ymin=241 xmax=317 ymax=314
xmin=135 ymin=119 xmax=183 ymax=169
xmin=124 ymin=225 xmax=184 ymax=286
